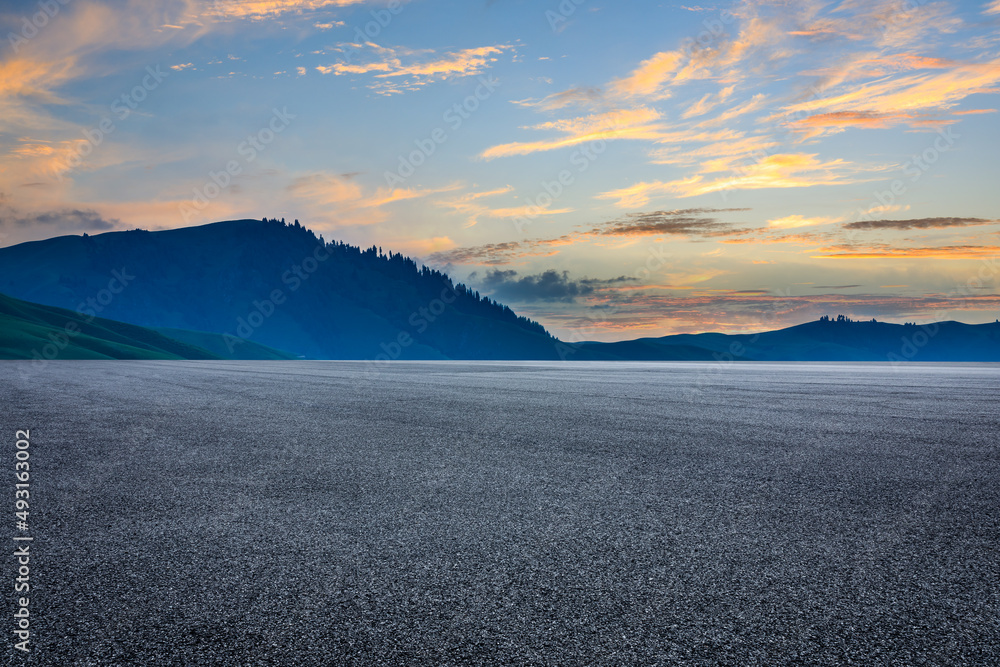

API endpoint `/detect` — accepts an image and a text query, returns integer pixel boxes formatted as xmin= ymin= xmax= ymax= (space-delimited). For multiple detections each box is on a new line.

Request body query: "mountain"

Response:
xmin=1 ymin=220 xmax=997 ymax=363
xmin=574 ymin=316 xmax=1000 ymax=363
xmin=0 ymin=219 xmax=561 ymax=360
xmin=0 ymin=291 xmax=298 ymax=361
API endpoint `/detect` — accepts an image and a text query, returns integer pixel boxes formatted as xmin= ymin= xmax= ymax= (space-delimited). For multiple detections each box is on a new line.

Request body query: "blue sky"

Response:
xmin=2 ymin=0 xmax=1000 ymax=339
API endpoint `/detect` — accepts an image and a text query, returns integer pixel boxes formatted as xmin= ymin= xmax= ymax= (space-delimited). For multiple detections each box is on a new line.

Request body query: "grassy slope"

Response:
xmin=0 ymin=292 xmax=219 ymax=360
xmin=0 ymin=291 xmax=298 ymax=361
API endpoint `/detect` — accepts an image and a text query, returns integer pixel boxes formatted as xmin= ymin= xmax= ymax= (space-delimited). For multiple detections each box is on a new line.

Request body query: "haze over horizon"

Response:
xmin=2 ymin=0 xmax=1000 ymax=341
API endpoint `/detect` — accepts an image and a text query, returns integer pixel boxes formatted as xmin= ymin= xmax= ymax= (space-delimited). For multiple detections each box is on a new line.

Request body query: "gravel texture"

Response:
xmin=2 ymin=360 xmax=999 ymax=665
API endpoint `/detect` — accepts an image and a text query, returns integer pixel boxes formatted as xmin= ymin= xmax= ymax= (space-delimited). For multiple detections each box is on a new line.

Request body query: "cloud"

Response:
xmin=480 ymin=107 xmax=668 ymax=159
xmin=542 ymin=289 xmax=1000 ymax=340
xmin=721 ymin=230 xmax=834 ymax=246
xmin=783 ymin=58 xmax=1000 ymax=124
xmin=648 ymin=133 xmax=777 ymax=169
xmin=285 ymin=172 xmax=458 ymax=226
xmin=435 ymin=186 xmax=514 ymax=226
xmin=788 ymin=110 xmax=954 ymax=134
xmin=433 ymin=207 xmax=755 ymax=267
xmin=814 ymin=244 xmax=1000 ymax=259
xmin=693 ymin=93 xmax=770 ymax=128
xmin=590 ymin=208 xmax=751 ymax=238
xmin=393 ymin=236 xmax=456 ymax=256
xmin=609 ymin=50 xmax=685 ymax=100
xmin=434 ymin=185 xmax=574 ymax=224
xmin=843 ymin=217 xmax=999 ymax=231
xmin=598 ymin=153 xmax=869 ymax=206
xmin=0 ymin=204 xmax=118 ymax=234
xmin=205 ymin=0 xmax=370 ymax=21
xmin=0 ymin=0 xmax=209 ymax=204
xmin=811 ymin=285 xmax=862 ymax=289
xmin=511 ymin=87 xmax=604 ymax=111
xmin=317 ymin=43 xmax=512 ymax=94
xmin=987 ymin=0 xmax=1000 ymax=15
xmin=427 ymin=235 xmax=578 ymax=266
xmin=680 ymin=85 xmax=736 ymax=119
xmin=478 ymin=270 xmax=634 ymax=303
xmin=768 ymin=214 xmax=841 ymax=229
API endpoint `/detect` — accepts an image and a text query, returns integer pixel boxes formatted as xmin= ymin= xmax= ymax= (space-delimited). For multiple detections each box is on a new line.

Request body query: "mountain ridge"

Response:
xmin=0 ymin=218 xmax=562 ymax=360
xmin=1 ymin=220 xmax=998 ymax=363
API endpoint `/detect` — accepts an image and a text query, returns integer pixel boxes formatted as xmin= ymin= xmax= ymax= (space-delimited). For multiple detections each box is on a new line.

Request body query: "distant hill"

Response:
xmin=574 ymin=316 xmax=1000 ymax=363
xmin=1 ymin=220 xmax=997 ymax=363
xmin=0 ymin=219 xmax=560 ymax=360
xmin=0 ymin=291 xmax=297 ymax=361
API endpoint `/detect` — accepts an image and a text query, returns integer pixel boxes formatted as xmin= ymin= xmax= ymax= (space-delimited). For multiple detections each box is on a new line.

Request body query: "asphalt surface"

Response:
xmin=2 ymin=360 xmax=999 ymax=666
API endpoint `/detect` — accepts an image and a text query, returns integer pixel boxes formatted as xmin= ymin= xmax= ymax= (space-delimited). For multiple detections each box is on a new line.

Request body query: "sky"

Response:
xmin=2 ymin=0 xmax=1000 ymax=341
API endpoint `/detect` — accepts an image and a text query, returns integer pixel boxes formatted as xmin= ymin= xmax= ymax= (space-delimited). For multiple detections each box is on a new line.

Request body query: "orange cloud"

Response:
xmin=649 ymin=133 xmax=777 ymax=170
xmin=598 ymin=153 xmax=866 ymax=206
xmin=480 ymin=107 xmax=667 ymax=160
xmin=790 ymin=110 xmax=946 ymax=132
xmin=394 ymin=236 xmax=457 ymax=256
xmin=609 ymin=51 xmax=684 ymax=100
xmin=206 ymin=0 xmax=370 ymax=21
xmin=483 ymin=205 xmax=573 ymax=219
xmin=814 ymin=245 xmax=1000 ymax=259
xmin=721 ymin=232 xmax=831 ymax=246
xmin=784 ymin=59 xmax=1000 ymax=119
xmin=317 ymin=43 xmax=512 ymax=94
xmin=437 ymin=186 xmax=514 ymax=226
xmin=693 ymin=94 xmax=769 ymax=128
xmin=768 ymin=214 xmax=840 ymax=229
xmin=285 ymin=172 xmax=458 ymax=226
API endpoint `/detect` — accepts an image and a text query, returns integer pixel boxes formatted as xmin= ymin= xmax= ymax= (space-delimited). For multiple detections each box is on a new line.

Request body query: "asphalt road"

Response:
xmin=3 ymin=361 xmax=999 ymax=665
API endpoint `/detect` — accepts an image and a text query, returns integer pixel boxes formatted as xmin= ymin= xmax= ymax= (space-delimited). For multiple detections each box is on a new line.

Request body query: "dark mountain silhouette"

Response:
xmin=0 ymin=219 xmax=561 ymax=360
xmin=1 ymin=219 xmax=997 ymax=362
xmin=573 ymin=316 xmax=1000 ymax=362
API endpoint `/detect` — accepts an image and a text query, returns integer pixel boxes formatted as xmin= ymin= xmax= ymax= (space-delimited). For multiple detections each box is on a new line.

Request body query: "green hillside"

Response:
xmin=0 ymin=292 xmax=297 ymax=361
xmin=0 ymin=291 xmax=218 ymax=360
